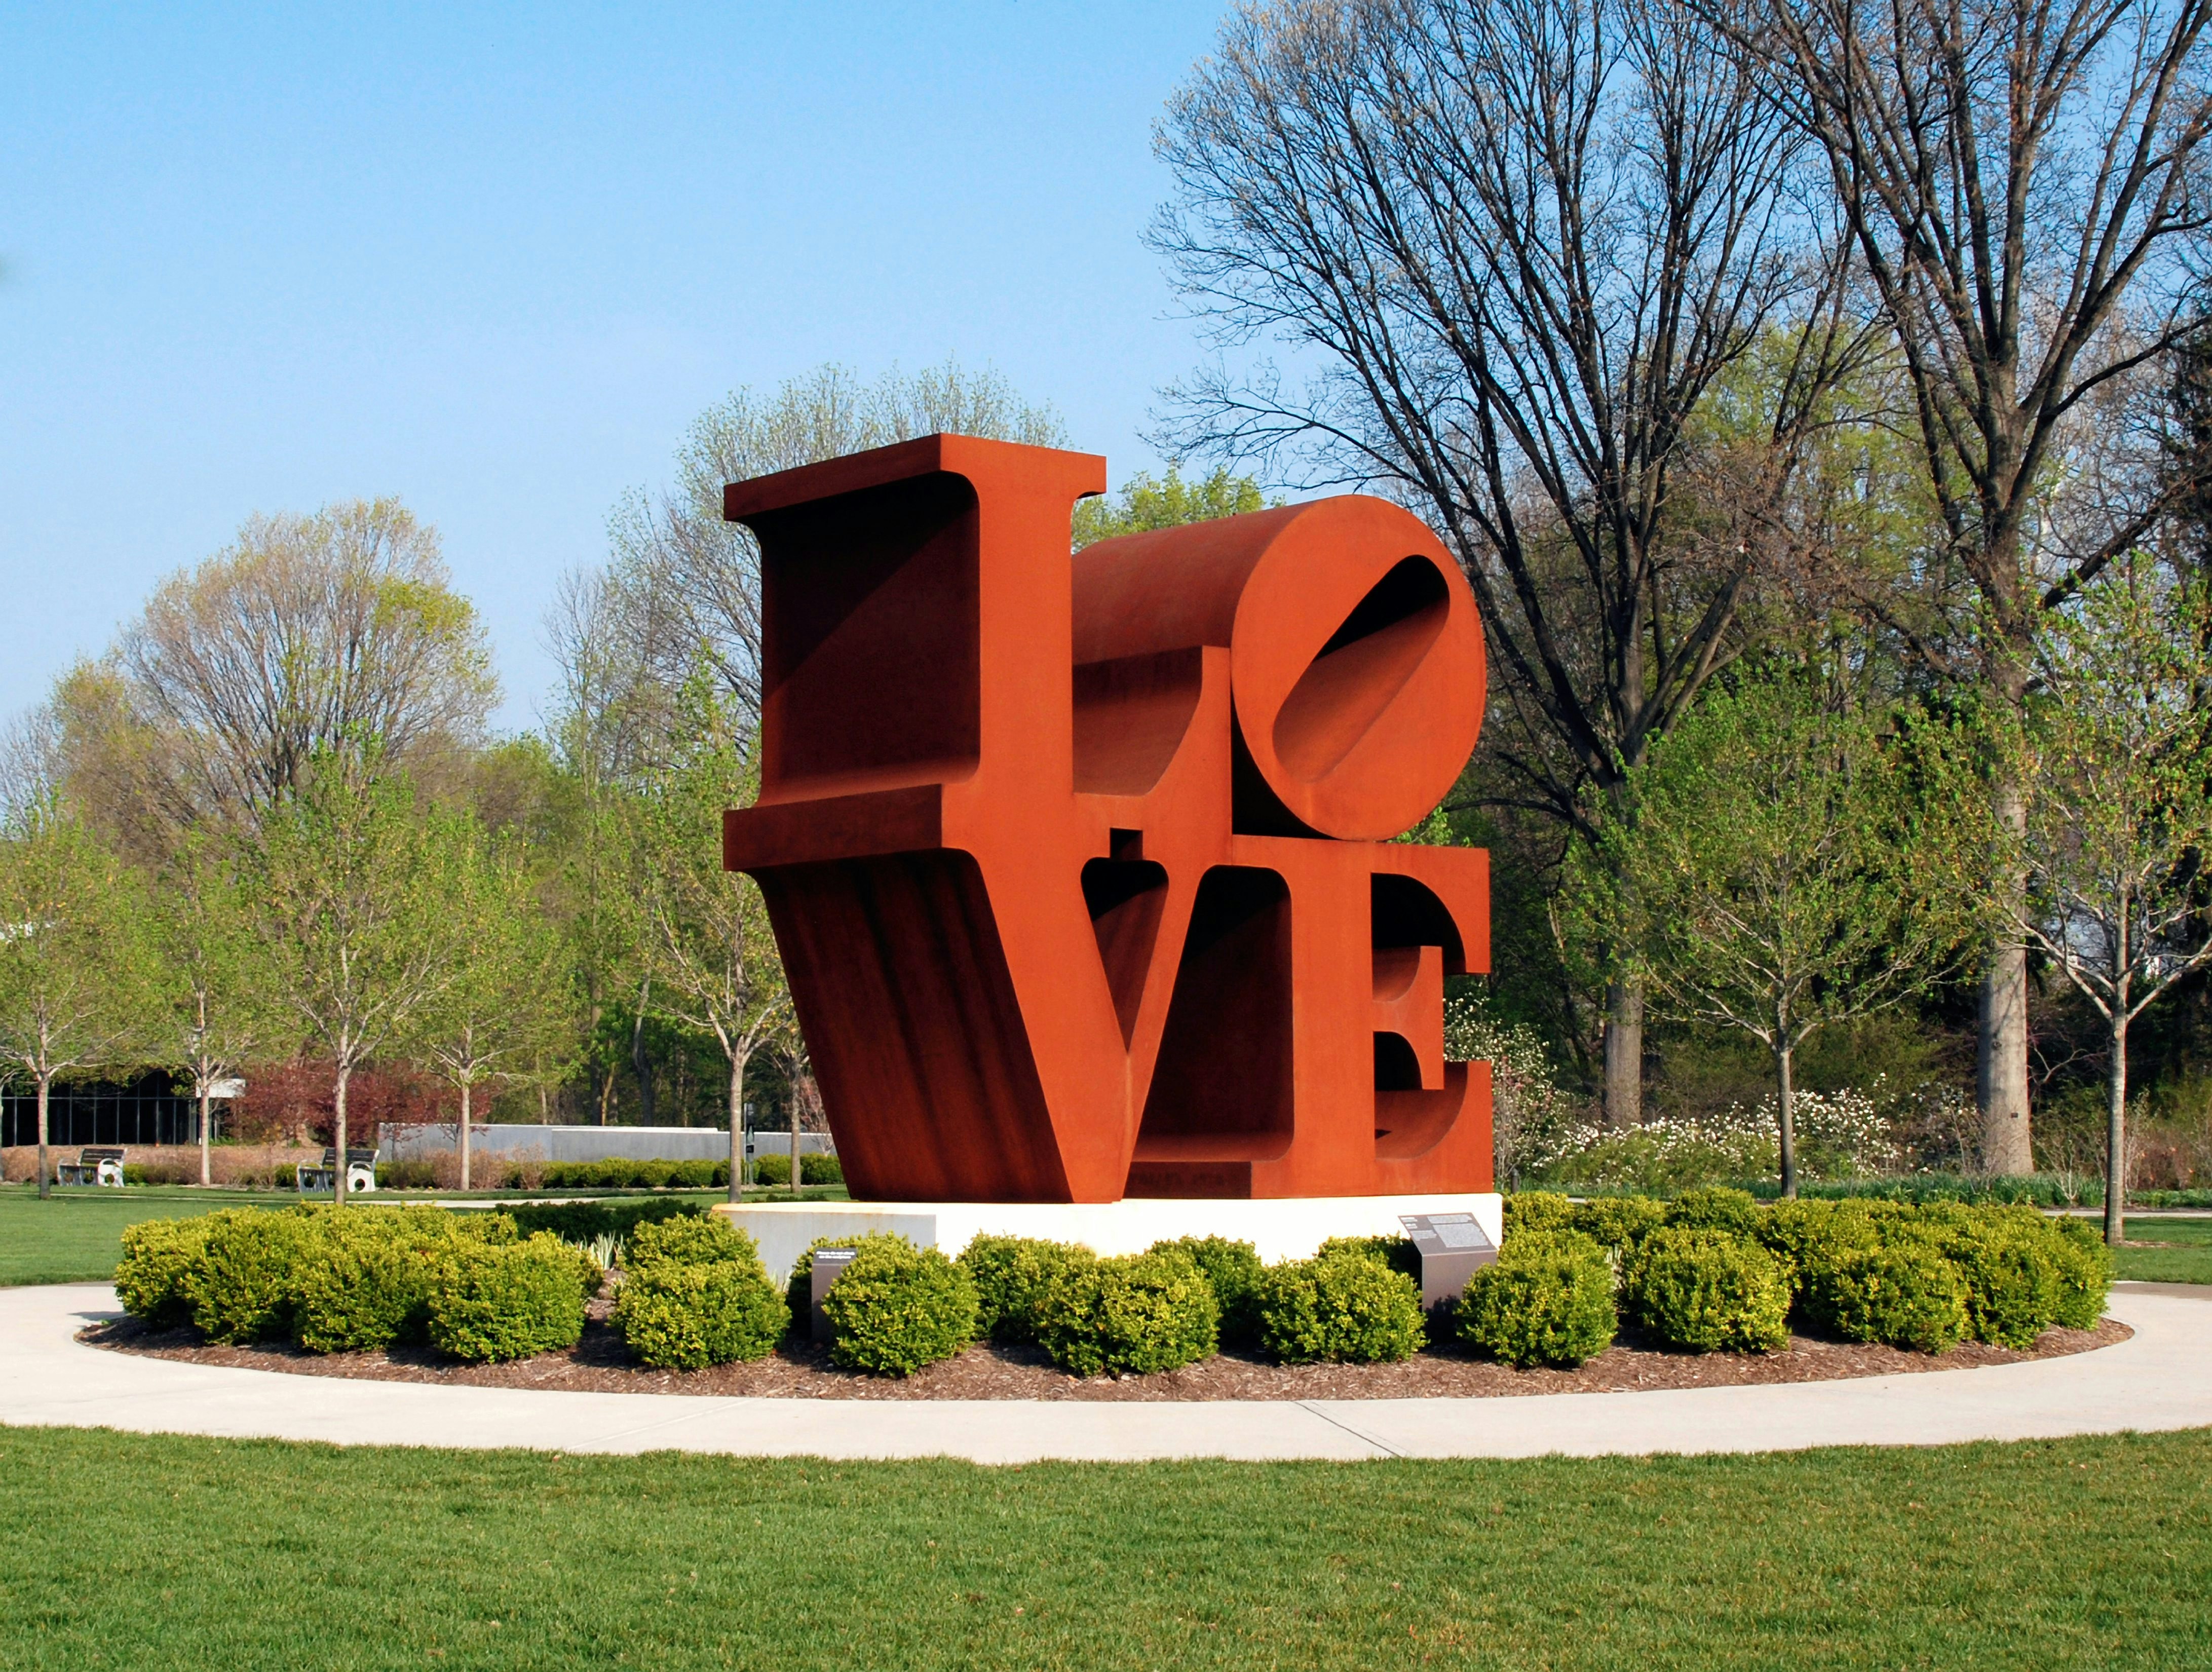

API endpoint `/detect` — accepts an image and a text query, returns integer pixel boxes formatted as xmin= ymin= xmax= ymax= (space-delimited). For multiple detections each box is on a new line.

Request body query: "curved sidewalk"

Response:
xmin=2 ymin=1282 xmax=2205 ymax=1464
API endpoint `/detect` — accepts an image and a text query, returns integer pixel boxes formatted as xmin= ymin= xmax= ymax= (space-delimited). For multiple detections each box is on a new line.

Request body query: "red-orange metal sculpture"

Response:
xmin=722 ymin=434 xmax=1491 ymax=1203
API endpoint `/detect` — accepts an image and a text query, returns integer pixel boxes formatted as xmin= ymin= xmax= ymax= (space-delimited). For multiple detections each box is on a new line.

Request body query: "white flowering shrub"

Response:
xmin=1538 ymin=1078 xmax=1922 ymax=1190
xmin=1442 ymin=993 xmax=1580 ymax=1185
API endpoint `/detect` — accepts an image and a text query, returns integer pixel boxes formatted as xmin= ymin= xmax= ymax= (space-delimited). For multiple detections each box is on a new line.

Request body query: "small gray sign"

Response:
xmin=1399 ymin=1212 xmax=1498 ymax=1311
xmin=810 ymin=1248 xmax=857 ymax=1341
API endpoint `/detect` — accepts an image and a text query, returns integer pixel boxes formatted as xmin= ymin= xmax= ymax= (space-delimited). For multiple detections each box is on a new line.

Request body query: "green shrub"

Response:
xmin=509 ymin=1198 xmax=705 ymax=1243
xmin=115 ymin=1215 xmax=218 ymax=1328
xmin=749 ymin=1153 xmax=844 ymax=1186
xmin=186 ymin=1208 xmax=317 ymax=1344
xmin=1503 ymin=1191 xmax=1574 ymax=1237
xmin=2047 ymin=1217 xmax=2114 ymax=1331
xmin=1458 ymin=1231 xmax=1616 ymax=1368
xmin=819 ymin=1240 xmax=978 ymax=1377
xmin=1624 ymin=1227 xmax=1790 ymax=1354
xmin=1754 ymin=1197 xmax=1853 ymax=1282
xmin=1570 ymin=1195 xmax=1669 ymax=1256
xmin=293 ymin=1207 xmax=480 ymax=1353
xmin=1817 ymin=1238 xmax=1969 ymax=1353
xmin=625 ymin=1213 xmax=759 ymax=1273
xmin=427 ymin=1234 xmax=589 ymax=1362
xmin=1033 ymin=1249 xmax=1219 ymax=1377
xmin=1934 ymin=1212 xmax=2062 ymax=1347
xmin=615 ymin=1260 xmax=788 ymax=1369
xmin=375 ymin=1160 xmax=438 ymax=1190
xmin=1667 ymin=1186 xmax=1763 ymax=1240
xmin=1150 ymin=1236 xmax=1265 ymax=1347
xmin=1316 ymin=1234 xmax=1421 ymax=1284
xmin=960 ymin=1236 xmax=1096 ymax=1344
xmin=785 ymin=1231 xmax=919 ymax=1322
xmin=1256 ymin=1250 xmax=1425 ymax=1364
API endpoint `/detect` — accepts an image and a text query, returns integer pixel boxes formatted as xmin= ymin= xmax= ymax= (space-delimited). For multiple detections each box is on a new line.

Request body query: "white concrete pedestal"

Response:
xmin=712 ymin=1193 xmax=1502 ymax=1280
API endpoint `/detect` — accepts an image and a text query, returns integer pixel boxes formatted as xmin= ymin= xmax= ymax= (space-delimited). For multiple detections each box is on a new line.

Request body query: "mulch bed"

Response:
xmin=82 ymin=1301 xmax=2130 ymax=1402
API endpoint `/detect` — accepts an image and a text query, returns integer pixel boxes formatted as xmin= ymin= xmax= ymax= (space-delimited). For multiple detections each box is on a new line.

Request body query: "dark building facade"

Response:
xmin=1 ymin=1073 xmax=201 ymax=1148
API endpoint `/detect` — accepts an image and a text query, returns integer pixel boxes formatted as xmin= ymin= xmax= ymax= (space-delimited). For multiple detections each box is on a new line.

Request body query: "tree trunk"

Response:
xmin=1774 ymin=1042 xmax=1798 ymax=1200
xmin=1979 ymin=681 xmax=2035 ymax=1175
xmin=35 ymin=1072 xmax=51 ymax=1201
xmin=2104 ymin=1013 xmax=2128 ymax=1248
xmin=1603 ymin=976 xmax=1644 ymax=1128
xmin=460 ymin=1081 xmax=473 ymax=1193
xmin=631 ymin=981 xmax=656 ymax=1125
xmin=198 ymin=1085 xmax=212 ymax=1187
xmin=333 ymin=1062 xmax=352 ymax=1206
xmin=726 ymin=1052 xmax=745 ymax=1206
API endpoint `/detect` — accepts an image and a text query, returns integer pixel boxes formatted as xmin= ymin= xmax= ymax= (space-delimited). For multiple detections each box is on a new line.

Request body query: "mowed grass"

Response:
xmin=0 ymin=1427 xmax=2206 ymax=1670
xmin=0 ymin=1184 xmax=841 ymax=1287
xmin=0 ymin=1187 xmax=276 ymax=1285
xmin=2117 ymin=1215 xmax=2212 ymax=1285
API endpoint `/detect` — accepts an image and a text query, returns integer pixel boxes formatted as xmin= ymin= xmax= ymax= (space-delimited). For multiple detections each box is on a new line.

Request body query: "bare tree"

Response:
xmin=1152 ymin=0 xmax=1861 ymax=1122
xmin=1706 ymin=0 xmax=2212 ymax=1170
xmin=106 ymin=498 xmax=497 ymax=833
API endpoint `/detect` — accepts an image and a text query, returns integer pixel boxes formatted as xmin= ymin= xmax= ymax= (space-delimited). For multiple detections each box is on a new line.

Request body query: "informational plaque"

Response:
xmin=1399 ymin=1213 xmax=1499 ymax=1311
xmin=810 ymin=1248 xmax=857 ymax=1341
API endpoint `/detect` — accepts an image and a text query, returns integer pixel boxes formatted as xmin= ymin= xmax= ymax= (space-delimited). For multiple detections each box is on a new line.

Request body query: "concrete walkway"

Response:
xmin=2 ymin=1282 xmax=2204 ymax=1464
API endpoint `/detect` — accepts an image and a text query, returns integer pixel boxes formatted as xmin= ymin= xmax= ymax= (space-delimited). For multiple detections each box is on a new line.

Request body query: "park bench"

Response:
xmin=56 ymin=1147 xmax=127 ymax=1187
xmin=295 ymin=1148 xmax=378 ymax=1194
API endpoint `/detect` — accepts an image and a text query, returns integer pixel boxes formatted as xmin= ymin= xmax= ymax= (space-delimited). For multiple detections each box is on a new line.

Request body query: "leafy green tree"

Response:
xmin=1995 ymin=558 xmax=2212 ymax=1245
xmin=414 ymin=817 xmax=574 ymax=1189
xmin=0 ymin=803 xmax=157 ymax=1198
xmin=636 ymin=673 xmax=790 ymax=1203
xmin=156 ymin=832 xmax=289 ymax=1187
xmin=1572 ymin=677 xmax=1971 ymax=1195
xmin=246 ymin=751 xmax=462 ymax=1202
xmin=1071 ymin=467 xmax=1269 ymax=547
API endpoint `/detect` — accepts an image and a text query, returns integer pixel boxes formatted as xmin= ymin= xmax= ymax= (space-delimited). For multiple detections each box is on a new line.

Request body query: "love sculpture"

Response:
xmin=722 ymin=434 xmax=1492 ymax=1203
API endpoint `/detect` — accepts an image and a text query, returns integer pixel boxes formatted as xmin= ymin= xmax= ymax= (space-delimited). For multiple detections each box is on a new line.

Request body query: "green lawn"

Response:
xmin=2116 ymin=1215 xmax=2212 ymax=1285
xmin=0 ymin=1427 xmax=2204 ymax=1669
xmin=0 ymin=1187 xmax=276 ymax=1286
xmin=0 ymin=1184 xmax=847 ymax=1287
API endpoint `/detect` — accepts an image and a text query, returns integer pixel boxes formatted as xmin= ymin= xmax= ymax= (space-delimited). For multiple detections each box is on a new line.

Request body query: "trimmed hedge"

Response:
xmin=959 ymin=1236 xmax=1096 ymax=1345
xmin=623 ymin=1213 xmax=756 ymax=1273
xmin=186 ymin=1208 xmax=317 ymax=1344
xmin=508 ymin=1197 xmax=707 ymax=1244
xmin=784 ymin=1231 xmax=917 ymax=1323
xmin=1815 ymin=1237 xmax=1969 ymax=1353
xmin=1503 ymin=1191 xmax=1575 ymax=1237
xmin=1256 ymin=1250 xmax=1425 ymax=1364
xmin=1315 ymin=1234 xmax=1422 ymax=1285
xmin=1930 ymin=1208 xmax=2064 ymax=1348
xmin=1459 ymin=1230 xmax=1616 ymax=1369
xmin=1666 ymin=1186 xmax=1763 ymax=1240
xmin=1150 ymin=1236 xmax=1265 ymax=1348
xmin=2048 ymin=1217 xmax=2117 ymax=1331
xmin=614 ymin=1237 xmax=788 ymax=1371
xmin=1569 ymin=1195 xmax=1669 ymax=1255
xmin=293 ymin=1207 xmax=515 ymax=1354
xmin=819 ymin=1239 xmax=978 ymax=1378
xmin=1624 ymin=1227 xmax=1790 ymax=1354
xmin=749 ymin=1153 xmax=845 ymax=1187
xmin=426 ymin=1234 xmax=591 ymax=1362
xmin=539 ymin=1158 xmax=728 ymax=1190
xmin=115 ymin=1215 xmax=219 ymax=1329
xmin=1032 ymin=1249 xmax=1219 ymax=1378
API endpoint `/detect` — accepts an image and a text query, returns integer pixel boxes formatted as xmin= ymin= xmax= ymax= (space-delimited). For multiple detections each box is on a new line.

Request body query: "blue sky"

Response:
xmin=0 ymin=2 xmax=1232 ymax=731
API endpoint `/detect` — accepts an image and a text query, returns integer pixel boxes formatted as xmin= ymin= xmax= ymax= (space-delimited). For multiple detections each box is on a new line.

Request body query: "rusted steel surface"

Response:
xmin=723 ymin=433 xmax=1491 ymax=1202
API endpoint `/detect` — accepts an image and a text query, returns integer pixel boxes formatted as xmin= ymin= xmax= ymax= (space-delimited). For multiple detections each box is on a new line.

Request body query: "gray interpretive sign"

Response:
xmin=1399 ymin=1212 xmax=1499 ymax=1311
xmin=811 ymin=1248 xmax=857 ymax=1341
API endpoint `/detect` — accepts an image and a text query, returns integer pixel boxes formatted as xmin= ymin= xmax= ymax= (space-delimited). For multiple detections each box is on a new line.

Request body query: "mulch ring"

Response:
xmin=82 ymin=1301 xmax=2130 ymax=1401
